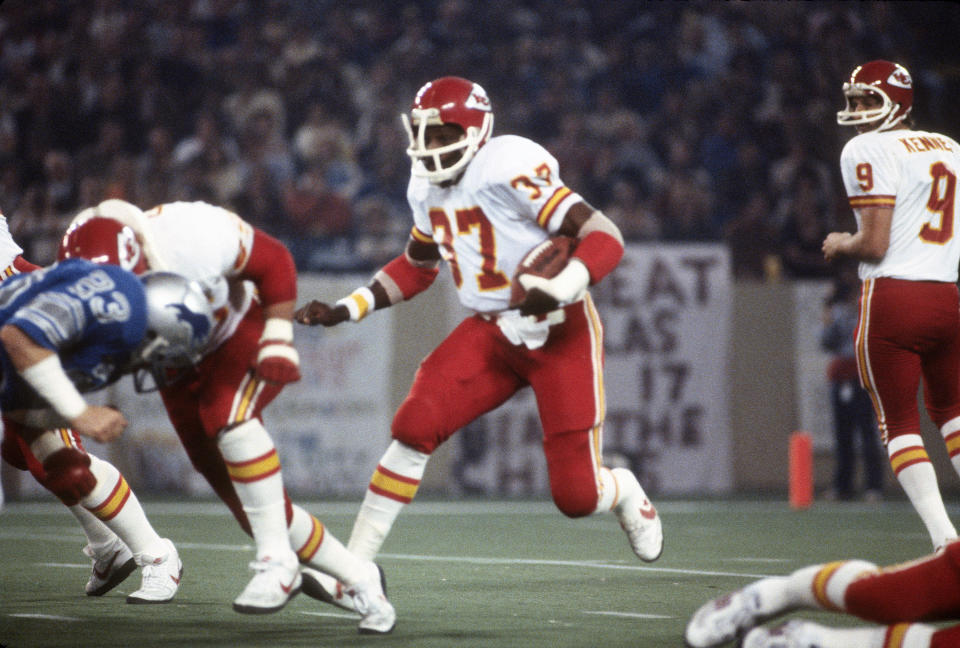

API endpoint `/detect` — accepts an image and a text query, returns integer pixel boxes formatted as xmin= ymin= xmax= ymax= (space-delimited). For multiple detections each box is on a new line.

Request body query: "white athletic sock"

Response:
xmin=799 ymin=621 xmax=933 ymax=648
xmin=798 ymin=622 xmax=886 ymax=647
xmin=288 ymin=504 xmax=371 ymax=585
xmin=347 ymin=440 xmax=429 ymax=561
xmin=218 ymin=420 xmax=295 ymax=564
xmin=69 ymin=504 xmax=118 ymax=548
xmin=888 ymin=434 xmax=957 ymax=549
xmin=81 ymin=454 xmax=162 ymax=555
xmin=940 ymin=417 xmax=960 ymax=478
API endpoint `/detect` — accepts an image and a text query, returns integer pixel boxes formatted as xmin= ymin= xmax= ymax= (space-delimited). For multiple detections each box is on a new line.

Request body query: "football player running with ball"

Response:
xmin=822 ymin=60 xmax=960 ymax=554
xmin=295 ymin=76 xmax=663 ymax=604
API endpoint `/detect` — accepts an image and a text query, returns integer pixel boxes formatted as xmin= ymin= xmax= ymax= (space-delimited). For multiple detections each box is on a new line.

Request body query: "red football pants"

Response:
xmin=856 ymin=278 xmax=960 ymax=441
xmin=392 ymin=297 xmax=607 ymax=517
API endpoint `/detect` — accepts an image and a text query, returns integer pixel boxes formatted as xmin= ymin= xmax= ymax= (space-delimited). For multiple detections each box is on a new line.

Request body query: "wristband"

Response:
xmin=336 ymin=286 xmax=375 ymax=322
xmin=20 ymin=354 xmax=88 ymax=421
xmin=261 ymin=317 xmax=294 ymax=343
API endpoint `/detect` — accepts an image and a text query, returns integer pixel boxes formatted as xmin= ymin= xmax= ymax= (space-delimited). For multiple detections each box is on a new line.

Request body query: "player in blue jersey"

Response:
xmin=0 ymin=258 xmax=215 ymax=603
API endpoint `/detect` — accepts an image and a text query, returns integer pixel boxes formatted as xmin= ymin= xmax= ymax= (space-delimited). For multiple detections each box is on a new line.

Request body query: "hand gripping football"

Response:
xmin=509 ymin=236 xmax=577 ymax=308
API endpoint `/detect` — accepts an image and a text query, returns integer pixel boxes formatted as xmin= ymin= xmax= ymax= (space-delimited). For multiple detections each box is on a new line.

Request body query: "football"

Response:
xmin=509 ymin=236 xmax=576 ymax=307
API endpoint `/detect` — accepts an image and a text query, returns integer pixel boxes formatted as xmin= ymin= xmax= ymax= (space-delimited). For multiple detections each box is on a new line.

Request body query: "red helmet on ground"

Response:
xmin=401 ymin=76 xmax=494 ymax=184
xmin=58 ymin=216 xmax=148 ymax=274
xmin=836 ymin=60 xmax=913 ymax=132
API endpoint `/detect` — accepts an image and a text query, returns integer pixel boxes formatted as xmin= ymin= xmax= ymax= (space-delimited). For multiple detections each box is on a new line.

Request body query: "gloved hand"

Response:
xmin=255 ymin=318 xmax=301 ymax=384
xmin=517 ymin=259 xmax=590 ymax=316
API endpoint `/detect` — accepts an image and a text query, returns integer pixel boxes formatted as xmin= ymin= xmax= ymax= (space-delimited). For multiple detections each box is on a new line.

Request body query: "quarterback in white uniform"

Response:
xmin=297 ymin=76 xmax=663 ymax=609
xmin=57 ymin=199 xmax=395 ymax=633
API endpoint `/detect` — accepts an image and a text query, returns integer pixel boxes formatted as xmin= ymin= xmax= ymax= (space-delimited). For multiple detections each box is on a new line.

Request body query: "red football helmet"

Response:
xmin=401 ymin=76 xmax=494 ymax=184
xmin=58 ymin=216 xmax=148 ymax=274
xmin=837 ymin=60 xmax=913 ymax=132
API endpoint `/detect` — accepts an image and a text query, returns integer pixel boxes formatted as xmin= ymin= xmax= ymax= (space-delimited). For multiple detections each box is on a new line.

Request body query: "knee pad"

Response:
xmin=41 ymin=448 xmax=96 ymax=506
xmin=391 ymin=397 xmax=445 ymax=454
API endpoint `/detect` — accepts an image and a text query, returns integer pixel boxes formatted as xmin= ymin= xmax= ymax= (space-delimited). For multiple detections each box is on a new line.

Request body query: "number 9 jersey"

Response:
xmin=840 ymin=128 xmax=960 ymax=282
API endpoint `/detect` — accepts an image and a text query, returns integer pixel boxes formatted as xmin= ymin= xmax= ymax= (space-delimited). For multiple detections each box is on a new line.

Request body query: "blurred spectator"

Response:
xmin=0 ymin=1 xmax=955 ymax=271
xmin=282 ymin=163 xmax=354 ymax=238
xmin=723 ymin=191 xmax=780 ymax=281
xmin=604 ymin=178 xmax=661 ymax=242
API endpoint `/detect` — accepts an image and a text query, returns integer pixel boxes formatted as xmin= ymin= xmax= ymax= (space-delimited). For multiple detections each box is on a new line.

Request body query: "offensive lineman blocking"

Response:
xmin=295 ymin=76 xmax=663 ymax=606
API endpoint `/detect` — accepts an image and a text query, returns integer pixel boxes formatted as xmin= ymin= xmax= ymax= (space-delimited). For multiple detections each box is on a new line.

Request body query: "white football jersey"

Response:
xmin=141 ymin=201 xmax=256 ymax=351
xmin=840 ymin=128 xmax=960 ymax=281
xmin=0 ymin=215 xmax=24 ymax=272
xmin=406 ymin=134 xmax=581 ymax=313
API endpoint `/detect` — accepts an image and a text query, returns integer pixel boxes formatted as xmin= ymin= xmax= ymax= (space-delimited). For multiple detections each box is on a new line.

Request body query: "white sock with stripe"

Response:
xmin=888 ymin=434 xmax=957 ymax=549
xmin=218 ymin=420 xmax=295 ymax=564
xmin=81 ymin=454 xmax=163 ymax=557
xmin=940 ymin=416 xmax=960 ymax=477
xmin=347 ymin=440 xmax=429 ymax=561
xmin=289 ymin=505 xmax=370 ymax=585
xmin=68 ymin=504 xmax=118 ymax=550
xmin=594 ymin=466 xmax=640 ymax=513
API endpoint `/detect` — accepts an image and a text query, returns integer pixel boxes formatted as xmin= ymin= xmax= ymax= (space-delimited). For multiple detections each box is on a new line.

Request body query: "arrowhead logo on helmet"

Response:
xmin=402 ymin=76 xmax=495 ymax=184
xmin=837 ymin=60 xmax=913 ymax=132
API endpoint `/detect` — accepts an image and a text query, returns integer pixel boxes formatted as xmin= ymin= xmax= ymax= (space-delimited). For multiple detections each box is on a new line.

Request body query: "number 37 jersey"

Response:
xmin=406 ymin=134 xmax=583 ymax=313
xmin=840 ymin=128 xmax=960 ymax=282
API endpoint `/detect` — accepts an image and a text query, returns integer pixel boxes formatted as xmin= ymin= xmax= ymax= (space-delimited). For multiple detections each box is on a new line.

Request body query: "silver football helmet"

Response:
xmin=132 ymin=271 xmax=216 ymax=392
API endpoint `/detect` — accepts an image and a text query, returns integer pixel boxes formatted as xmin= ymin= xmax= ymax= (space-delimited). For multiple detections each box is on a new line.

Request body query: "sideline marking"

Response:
xmin=299 ymin=611 xmax=357 ymax=620
xmin=10 ymin=613 xmax=81 ymax=622
xmin=584 ymin=610 xmax=674 ymax=619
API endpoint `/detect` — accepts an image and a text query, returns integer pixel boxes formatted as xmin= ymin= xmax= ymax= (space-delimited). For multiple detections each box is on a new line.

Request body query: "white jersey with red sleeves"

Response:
xmin=0 ymin=214 xmax=24 ymax=274
xmin=840 ymin=128 xmax=960 ymax=282
xmin=406 ymin=134 xmax=581 ymax=313
xmin=141 ymin=201 xmax=256 ymax=351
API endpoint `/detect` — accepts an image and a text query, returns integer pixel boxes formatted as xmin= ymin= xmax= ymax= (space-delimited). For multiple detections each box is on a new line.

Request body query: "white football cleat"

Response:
xmin=612 ymin=468 xmax=663 ymax=562
xmin=301 ymin=567 xmax=357 ymax=612
xmin=685 ymin=586 xmax=769 ymax=647
xmin=232 ymin=554 xmax=302 ymax=614
xmin=349 ymin=563 xmax=395 ymax=634
xmin=741 ymin=621 xmax=812 ymax=648
xmin=127 ymin=538 xmax=182 ymax=604
xmin=83 ymin=537 xmax=136 ymax=596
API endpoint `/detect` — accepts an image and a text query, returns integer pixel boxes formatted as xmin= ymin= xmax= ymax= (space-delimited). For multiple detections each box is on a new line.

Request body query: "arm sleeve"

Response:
xmin=241 ymin=228 xmax=298 ymax=306
xmin=570 ymin=210 xmax=625 ymax=284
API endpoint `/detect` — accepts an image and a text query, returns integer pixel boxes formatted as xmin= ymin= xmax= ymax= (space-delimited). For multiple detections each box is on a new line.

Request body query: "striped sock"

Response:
xmin=81 ymin=454 xmax=162 ymax=555
xmin=888 ymin=434 xmax=957 ymax=549
xmin=219 ymin=420 xmax=295 ymax=563
xmin=347 ymin=440 xmax=429 ymax=561
xmin=289 ymin=505 xmax=370 ymax=585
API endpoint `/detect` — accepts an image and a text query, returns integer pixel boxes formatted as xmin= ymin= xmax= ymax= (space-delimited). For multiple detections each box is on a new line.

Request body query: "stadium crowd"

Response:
xmin=0 ymin=1 xmax=956 ymax=276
